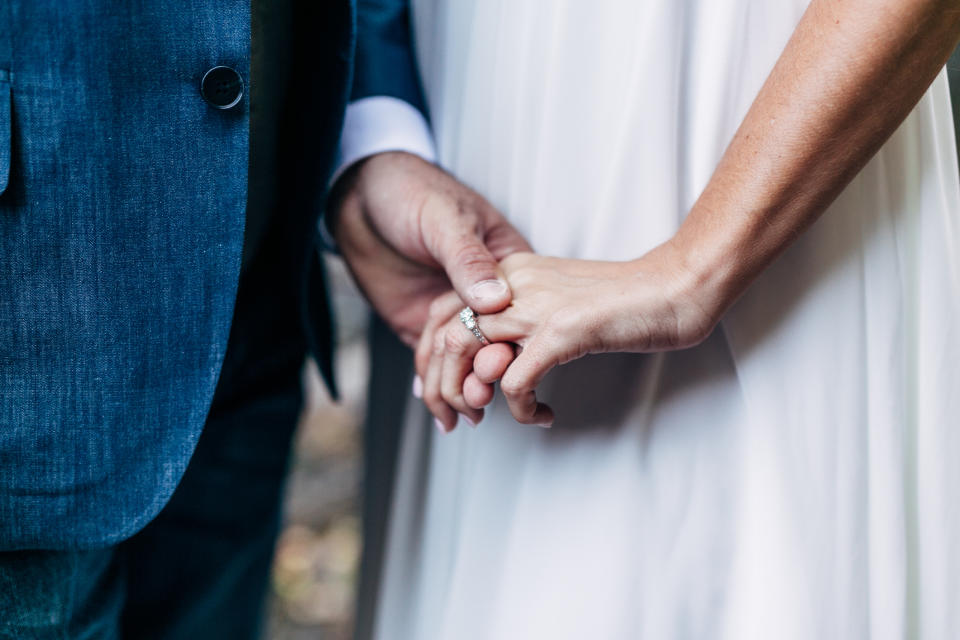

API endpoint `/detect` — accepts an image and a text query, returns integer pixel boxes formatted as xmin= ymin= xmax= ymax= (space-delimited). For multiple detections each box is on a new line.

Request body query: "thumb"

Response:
xmin=418 ymin=175 xmax=524 ymax=313
xmin=436 ymin=228 xmax=513 ymax=314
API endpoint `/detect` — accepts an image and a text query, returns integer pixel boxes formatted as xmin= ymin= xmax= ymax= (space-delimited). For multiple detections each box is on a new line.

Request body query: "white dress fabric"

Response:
xmin=367 ymin=1 xmax=960 ymax=638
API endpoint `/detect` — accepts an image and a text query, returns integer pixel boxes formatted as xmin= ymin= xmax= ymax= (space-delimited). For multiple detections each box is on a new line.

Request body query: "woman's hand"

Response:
xmin=416 ymin=241 xmax=721 ymax=430
xmin=416 ymin=0 xmax=960 ymax=432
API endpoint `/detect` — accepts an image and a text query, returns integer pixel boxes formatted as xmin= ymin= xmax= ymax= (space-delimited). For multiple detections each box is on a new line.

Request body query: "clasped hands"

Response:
xmin=333 ymin=152 xmax=721 ymax=432
xmin=415 ymin=244 xmax=718 ymax=431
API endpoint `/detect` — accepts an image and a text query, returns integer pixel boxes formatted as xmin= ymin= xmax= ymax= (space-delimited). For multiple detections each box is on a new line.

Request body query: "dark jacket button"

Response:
xmin=200 ymin=66 xmax=244 ymax=109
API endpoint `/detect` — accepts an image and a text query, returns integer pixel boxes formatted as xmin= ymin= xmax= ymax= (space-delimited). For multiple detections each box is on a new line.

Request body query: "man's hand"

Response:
xmin=330 ymin=152 xmax=532 ymax=347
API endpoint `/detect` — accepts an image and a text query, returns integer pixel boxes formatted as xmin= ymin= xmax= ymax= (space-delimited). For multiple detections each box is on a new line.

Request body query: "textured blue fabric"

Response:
xmin=0 ymin=0 xmax=425 ymax=550
xmin=0 ymin=2 xmax=12 ymax=196
xmin=947 ymin=44 xmax=960 ymax=166
xmin=2 ymin=225 xmax=311 ymax=638
xmin=0 ymin=74 xmax=9 ymax=196
xmin=0 ymin=547 xmax=124 ymax=639
xmin=0 ymin=0 xmax=251 ymax=550
xmin=353 ymin=0 xmax=429 ymax=113
xmin=115 ymin=254 xmax=309 ymax=639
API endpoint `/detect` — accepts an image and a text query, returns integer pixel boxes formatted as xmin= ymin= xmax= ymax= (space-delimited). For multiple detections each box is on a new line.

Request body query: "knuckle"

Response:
xmin=500 ymin=252 xmax=532 ymax=272
xmin=507 ymin=398 xmax=537 ymax=424
xmin=441 ymin=383 xmax=462 ymax=403
xmin=442 ymin=377 xmax=468 ymax=409
xmin=443 ymin=329 xmax=469 ymax=355
xmin=444 ymin=390 xmax=465 ymax=410
xmin=499 ymin=376 xmax=526 ymax=398
xmin=449 ymin=243 xmax=494 ymax=274
xmin=506 ymin=266 xmax=535 ymax=290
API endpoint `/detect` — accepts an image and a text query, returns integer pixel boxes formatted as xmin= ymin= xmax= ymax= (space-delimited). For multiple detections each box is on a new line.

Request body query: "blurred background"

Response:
xmin=265 ymin=255 xmax=371 ymax=640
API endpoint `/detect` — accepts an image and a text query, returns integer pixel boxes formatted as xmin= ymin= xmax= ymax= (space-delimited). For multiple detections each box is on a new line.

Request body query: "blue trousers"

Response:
xmin=0 ymin=242 xmax=309 ymax=639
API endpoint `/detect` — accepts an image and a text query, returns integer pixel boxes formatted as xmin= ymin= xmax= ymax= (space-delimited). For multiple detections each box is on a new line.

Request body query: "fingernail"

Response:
xmin=434 ymin=418 xmax=448 ymax=433
xmin=536 ymin=422 xmax=553 ymax=429
xmin=461 ymin=414 xmax=477 ymax=427
xmin=412 ymin=375 xmax=423 ymax=398
xmin=469 ymin=279 xmax=508 ymax=304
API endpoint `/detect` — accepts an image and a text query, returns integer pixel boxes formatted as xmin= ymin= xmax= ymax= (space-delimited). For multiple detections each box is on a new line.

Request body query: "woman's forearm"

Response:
xmin=430 ymin=0 xmax=960 ymax=427
xmin=672 ymin=0 xmax=960 ymax=314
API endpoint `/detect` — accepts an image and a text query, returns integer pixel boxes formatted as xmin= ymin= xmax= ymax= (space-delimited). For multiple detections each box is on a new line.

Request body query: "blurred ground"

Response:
xmin=266 ymin=256 xmax=371 ymax=640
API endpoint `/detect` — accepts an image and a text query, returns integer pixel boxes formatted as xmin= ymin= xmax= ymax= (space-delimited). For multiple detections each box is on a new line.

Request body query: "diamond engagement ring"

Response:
xmin=459 ymin=307 xmax=490 ymax=346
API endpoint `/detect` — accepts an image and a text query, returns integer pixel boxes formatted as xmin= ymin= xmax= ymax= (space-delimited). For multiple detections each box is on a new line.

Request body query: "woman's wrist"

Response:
xmin=611 ymin=240 xmax=724 ymax=351
xmin=635 ymin=228 xmax=748 ymax=345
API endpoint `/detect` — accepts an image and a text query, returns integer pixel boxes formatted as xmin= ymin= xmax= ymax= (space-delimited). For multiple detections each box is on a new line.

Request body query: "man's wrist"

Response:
xmin=321 ymin=97 xmax=437 ymax=252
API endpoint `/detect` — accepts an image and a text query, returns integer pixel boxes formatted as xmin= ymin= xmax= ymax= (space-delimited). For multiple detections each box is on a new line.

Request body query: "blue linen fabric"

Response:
xmin=0 ymin=546 xmax=123 ymax=638
xmin=0 ymin=0 xmax=427 ymax=551
xmin=947 ymin=44 xmax=960 ymax=165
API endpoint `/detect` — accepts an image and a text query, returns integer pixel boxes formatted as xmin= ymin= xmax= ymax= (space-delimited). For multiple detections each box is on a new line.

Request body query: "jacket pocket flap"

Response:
xmin=0 ymin=71 xmax=10 ymax=196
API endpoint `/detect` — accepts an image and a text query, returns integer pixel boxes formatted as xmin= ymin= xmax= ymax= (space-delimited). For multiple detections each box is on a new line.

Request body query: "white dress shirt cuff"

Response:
xmin=334 ymin=96 xmax=436 ymax=180
xmin=320 ymin=96 xmax=437 ymax=251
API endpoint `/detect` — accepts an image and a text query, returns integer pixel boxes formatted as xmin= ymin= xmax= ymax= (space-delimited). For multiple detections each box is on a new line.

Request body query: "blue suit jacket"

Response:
xmin=0 ymin=0 xmax=425 ymax=550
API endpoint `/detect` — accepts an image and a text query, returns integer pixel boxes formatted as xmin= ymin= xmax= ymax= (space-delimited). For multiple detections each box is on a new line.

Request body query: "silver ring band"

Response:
xmin=459 ymin=307 xmax=490 ymax=346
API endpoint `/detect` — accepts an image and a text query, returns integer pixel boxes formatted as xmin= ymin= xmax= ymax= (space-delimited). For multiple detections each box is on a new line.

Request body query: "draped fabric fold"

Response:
xmin=365 ymin=1 xmax=960 ymax=638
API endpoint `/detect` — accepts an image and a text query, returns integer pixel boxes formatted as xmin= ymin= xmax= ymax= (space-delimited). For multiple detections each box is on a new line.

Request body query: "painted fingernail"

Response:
xmin=461 ymin=414 xmax=477 ymax=427
xmin=434 ymin=418 xmax=448 ymax=433
xmin=469 ymin=279 xmax=508 ymax=304
xmin=412 ymin=375 xmax=423 ymax=398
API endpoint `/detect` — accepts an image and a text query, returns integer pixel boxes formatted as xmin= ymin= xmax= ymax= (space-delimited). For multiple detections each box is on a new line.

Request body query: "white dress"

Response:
xmin=365 ymin=1 xmax=960 ymax=638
